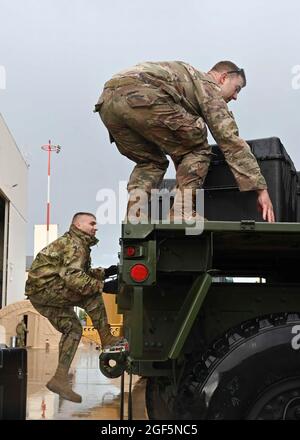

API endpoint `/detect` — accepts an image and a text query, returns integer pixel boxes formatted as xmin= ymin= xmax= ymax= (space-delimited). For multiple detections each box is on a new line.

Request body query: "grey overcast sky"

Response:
xmin=1 ymin=0 xmax=300 ymax=266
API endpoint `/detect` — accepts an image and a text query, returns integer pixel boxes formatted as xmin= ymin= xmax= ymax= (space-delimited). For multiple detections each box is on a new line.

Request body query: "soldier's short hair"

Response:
xmin=72 ymin=212 xmax=96 ymax=224
xmin=211 ymin=61 xmax=246 ymax=86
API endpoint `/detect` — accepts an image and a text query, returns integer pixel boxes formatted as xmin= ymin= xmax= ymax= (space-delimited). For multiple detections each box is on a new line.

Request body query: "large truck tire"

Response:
xmin=176 ymin=313 xmax=300 ymax=420
xmin=147 ymin=313 xmax=300 ymax=420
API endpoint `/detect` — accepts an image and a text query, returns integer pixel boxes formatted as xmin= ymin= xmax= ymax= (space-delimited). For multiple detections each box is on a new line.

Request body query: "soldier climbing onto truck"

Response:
xmin=25 ymin=212 xmax=127 ymax=403
xmin=95 ymin=60 xmax=275 ymax=223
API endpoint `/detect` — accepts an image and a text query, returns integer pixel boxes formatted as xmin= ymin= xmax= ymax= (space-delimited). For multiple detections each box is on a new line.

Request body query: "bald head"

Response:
xmin=71 ymin=212 xmax=97 ymax=237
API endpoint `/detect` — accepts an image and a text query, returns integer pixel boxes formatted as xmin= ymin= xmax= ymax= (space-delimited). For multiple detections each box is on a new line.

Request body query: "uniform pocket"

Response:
xmin=126 ymin=91 xmax=158 ymax=108
xmin=163 ymin=115 xmax=207 ymax=137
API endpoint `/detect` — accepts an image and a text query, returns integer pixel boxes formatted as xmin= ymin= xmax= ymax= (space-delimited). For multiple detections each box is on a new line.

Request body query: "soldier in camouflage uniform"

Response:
xmin=16 ymin=318 xmax=27 ymax=348
xmin=95 ymin=60 xmax=274 ymax=223
xmin=25 ymin=212 xmax=124 ymax=403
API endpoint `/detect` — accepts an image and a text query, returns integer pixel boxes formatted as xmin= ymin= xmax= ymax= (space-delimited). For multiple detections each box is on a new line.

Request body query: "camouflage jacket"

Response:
xmin=25 ymin=225 xmax=105 ymax=296
xmin=99 ymin=61 xmax=267 ymax=192
xmin=16 ymin=321 xmax=27 ymax=335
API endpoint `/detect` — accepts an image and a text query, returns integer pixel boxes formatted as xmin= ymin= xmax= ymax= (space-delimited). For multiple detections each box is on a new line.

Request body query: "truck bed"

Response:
xmin=121 ymin=220 xmax=300 ymax=280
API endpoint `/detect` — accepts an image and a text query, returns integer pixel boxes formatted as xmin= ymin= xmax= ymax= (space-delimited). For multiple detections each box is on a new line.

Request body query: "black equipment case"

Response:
xmin=297 ymin=172 xmax=300 ymax=222
xmin=0 ymin=346 xmax=27 ymax=420
xmin=203 ymin=137 xmax=298 ymax=222
xmin=159 ymin=137 xmax=298 ymax=222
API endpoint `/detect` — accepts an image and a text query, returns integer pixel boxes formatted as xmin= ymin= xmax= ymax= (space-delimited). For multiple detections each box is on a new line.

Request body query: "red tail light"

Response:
xmin=130 ymin=264 xmax=149 ymax=282
xmin=125 ymin=246 xmax=136 ymax=257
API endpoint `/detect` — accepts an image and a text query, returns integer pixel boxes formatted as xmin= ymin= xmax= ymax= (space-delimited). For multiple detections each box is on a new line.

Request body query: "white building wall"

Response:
xmin=7 ymin=206 xmax=27 ymax=303
xmin=0 ymin=113 xmax=28 ymax=306
xmin=34 ymin=224 xmax=58 ymax=257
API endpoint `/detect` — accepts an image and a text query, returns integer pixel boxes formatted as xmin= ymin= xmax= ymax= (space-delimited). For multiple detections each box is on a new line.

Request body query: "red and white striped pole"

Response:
xmin=46 ymin=140 xmax=51 ymax=243
xmin=41 ymin=140 xmax=61 ymax=244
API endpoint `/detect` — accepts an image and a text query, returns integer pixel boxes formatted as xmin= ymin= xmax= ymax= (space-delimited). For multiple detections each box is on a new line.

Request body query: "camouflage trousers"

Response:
xmin=17 ymin=335 xmax=25 ymax=348
xmin=29 ymin=288 xmax=107 ymax=373
xmin=97 ymin=80 xmax=212 ymax=193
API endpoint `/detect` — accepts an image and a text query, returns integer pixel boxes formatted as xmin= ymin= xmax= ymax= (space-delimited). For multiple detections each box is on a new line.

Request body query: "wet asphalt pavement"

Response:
xmin=26 ymin=343 xmax=148 ymax=420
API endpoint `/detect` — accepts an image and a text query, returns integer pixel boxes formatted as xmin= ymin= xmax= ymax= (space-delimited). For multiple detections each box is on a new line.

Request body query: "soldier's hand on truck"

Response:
xmin=103 ymin=279 xmax=118 ymax=294
xmin=104 ymin=265 xmax=118 ymax=278
xmin=256 ymin=189 xmax=275 ymax=223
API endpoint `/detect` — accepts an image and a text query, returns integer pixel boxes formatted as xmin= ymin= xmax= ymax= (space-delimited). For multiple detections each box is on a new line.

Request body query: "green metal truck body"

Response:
xmin=101 ymin=220 xmax=300 ymax=419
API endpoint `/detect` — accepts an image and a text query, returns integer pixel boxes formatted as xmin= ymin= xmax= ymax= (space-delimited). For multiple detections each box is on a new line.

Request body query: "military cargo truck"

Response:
xmin=100 ymin=138 xmax=300 ymax=420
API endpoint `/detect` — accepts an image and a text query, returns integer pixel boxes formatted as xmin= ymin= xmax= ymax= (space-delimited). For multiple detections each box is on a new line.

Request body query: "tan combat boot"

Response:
xmin=168 ymin=189 xmax=206 ymax=223
xmin=99 ymin=324 xmax=128 ymax=351
xmin=125 ymin=189 xmax=149 ymax=224
xmin=46 ymin=369 xmax=82 ymax=403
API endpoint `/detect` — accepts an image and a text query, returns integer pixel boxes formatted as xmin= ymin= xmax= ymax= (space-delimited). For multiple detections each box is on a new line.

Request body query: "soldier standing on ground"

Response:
xmin=95 ymin=60 xmax=274 ymax=223
xmin=25 ymin=212 xmax=126 ymax=403
xmin=16 ymin=318 xmax=27 ymax=348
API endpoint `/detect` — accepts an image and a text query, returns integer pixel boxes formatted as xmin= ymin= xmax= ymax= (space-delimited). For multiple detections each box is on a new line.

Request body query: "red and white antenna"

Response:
xmin=41 ymin=140 xmax=61 ymax=244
